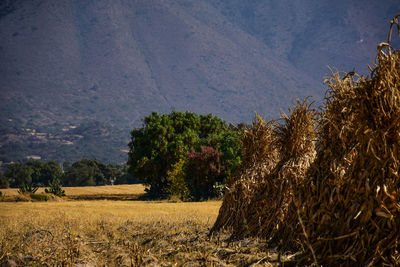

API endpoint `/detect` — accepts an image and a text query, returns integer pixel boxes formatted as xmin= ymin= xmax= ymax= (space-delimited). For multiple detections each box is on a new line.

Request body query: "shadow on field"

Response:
xmin=67 ymin=193 xmax=144 ymax=201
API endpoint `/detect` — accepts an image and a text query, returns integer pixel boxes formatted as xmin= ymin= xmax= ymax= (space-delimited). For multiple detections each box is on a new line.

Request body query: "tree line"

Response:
xmin=0 ymin=159 xmax=138 ymax=188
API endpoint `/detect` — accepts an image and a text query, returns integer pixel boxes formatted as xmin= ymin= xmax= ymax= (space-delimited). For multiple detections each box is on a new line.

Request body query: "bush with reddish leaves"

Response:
xmin=185 ymin=146 xmax=226 ymax=200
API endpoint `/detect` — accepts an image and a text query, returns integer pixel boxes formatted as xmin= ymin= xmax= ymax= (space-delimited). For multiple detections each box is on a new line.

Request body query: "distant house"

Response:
xmin=26 ymin=155 xmax=41 ymax=160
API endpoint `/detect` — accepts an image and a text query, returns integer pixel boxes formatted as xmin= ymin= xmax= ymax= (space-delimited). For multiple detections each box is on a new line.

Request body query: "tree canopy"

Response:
xmin=62 ymin=159 xmax=133 ymax=186
xmin=128 ymin=111 xmax=242 ymax=198
xmin=2 ymin=159 xmax=137 ymax=188
xmin=4 ymin=160 xmax=62 ymax=187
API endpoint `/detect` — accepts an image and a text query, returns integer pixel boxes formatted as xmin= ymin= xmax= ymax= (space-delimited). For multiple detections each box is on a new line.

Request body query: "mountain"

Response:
xmin=0 ymin=0 xmax=398 ymax=163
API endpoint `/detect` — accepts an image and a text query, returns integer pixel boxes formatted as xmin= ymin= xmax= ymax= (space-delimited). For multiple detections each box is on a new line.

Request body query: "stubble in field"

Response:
xmin=0 ymin=200 xmax=284 ymax=266
xmin=0 ymin=184 xmax=147 ymax=201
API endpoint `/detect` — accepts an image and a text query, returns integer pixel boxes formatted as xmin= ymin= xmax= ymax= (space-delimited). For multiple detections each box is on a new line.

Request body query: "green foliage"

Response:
xmin=5 ymin=160 xmax=63 ymax=187
xmin=212 ymin=182 xmax=225 ymax=198
xmin=199 ymin=128 xmax=242 ymax=179
xmin=26 ymin=160 xmax=63 ymax=186
xmin=62 ymin=159 xmax=126 ymax=186
xmin=128 ymin=111 xmax=202 ymax=197
xmin=3 ymin=159 xmax=135 ymax=188
xmin=18 ymin=183 xmax=39 ymax=194
xmin=30 ymin=193 xmax=49 ymax=201
xmin=45 ymin=177 xmax=66 ymax=196
xmin=5 ymin=162 xmax=33 ymax=187
xmin=0 ymin=172 xmax=9 ymax=188
xmin=128 ymin=111 xmax=242 ymax=198
xmin=63 ymin=159 xmax=102 ymax=186
xmin=112 ymin=164 xmax=140 ymax=185
xmin=165 ymin=158 xmax=191 ymax=201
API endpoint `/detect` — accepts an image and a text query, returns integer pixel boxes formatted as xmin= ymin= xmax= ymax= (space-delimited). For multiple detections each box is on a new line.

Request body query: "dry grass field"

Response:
xmin=0 ymin=184 xmax=147 ymax=201
xmin=0 ymin=199 xmax=290 ymax=266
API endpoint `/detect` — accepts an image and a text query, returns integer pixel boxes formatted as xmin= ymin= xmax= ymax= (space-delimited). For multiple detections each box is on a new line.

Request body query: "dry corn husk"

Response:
xmin=298 ymin=19 xmax=400 ymax=264
xmin=211 ymin=115 xmax=279 ymax=233
xmin=212 ymin=15 xmax=400 ymax=266
xmin=212 ymin=100 xmax=317 ymax=251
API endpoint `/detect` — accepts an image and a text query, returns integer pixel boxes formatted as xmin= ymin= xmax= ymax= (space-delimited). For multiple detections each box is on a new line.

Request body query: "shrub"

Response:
xmin=185 ymin=146 xmax=226 ymax=200
xmin=30 ymin=193 xmax=49 ymax=201
xmin=45 ymin=178 xmax=66 ymax=196
xmin=18 ymin=183 xmax=38 ymax=194
xmin=0 ymin=173 xmax=9 ymax=188
xmin=165 ymin=158 xmax=191 ymax=201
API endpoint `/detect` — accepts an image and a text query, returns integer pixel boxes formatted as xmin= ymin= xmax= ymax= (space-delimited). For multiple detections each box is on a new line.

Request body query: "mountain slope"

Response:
xmin=0 ymin=0 xmax=398 ymax=163
xmin=208 ymin=0 xmax=400 ymax=80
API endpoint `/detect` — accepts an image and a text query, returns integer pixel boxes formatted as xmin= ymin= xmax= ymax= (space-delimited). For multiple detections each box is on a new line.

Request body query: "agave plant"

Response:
xmin=45 ymin=177 xmax=65 ymax=196
xmin=18 ymin=183 xmax=39 ymax=194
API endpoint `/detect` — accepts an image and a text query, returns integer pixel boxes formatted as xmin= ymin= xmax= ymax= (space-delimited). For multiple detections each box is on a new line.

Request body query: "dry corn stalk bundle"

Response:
xmin=292 ymin=70 xmax=361 ymax=264
xmin=295 ymin=72 xmax=362 ymax=265
xmin=211 ymin=100 xmax=317 ymax=252
xmin=211 ymin=115 xmax=279 ymax=234
xmin=237 ymin=99 xmax=316 ymax=249
xmin=315 ymin=70 xmax=359 ymax=187
xmin=240 ymin=114 xmax=279 ymax=173
xmin=299 ymin=20 xmax=400 ymax=265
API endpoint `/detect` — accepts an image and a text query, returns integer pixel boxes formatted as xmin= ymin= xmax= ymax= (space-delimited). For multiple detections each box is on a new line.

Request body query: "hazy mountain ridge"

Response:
xmin=208 ymin=0 xmax=399 ymax=79
xmin=0 ymin=0 xmax=398 ymax=163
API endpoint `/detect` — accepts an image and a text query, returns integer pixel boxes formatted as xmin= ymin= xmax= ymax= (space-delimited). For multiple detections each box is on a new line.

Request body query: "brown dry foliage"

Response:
xmin=298 ymin=21 xmax=400 ymax=265
xmin=212 ymin=99 xmax=317 ymax=252
xmin=212 ymin=15 xmax=400 ymax=266
xmin=211 ymin=115 xmax=279 ymax=235
xmin=235 ymin=99 xmax=316 ymax=249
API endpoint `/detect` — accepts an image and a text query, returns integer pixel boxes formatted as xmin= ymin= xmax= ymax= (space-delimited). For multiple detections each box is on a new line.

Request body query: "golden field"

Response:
xmin=0 ymin=184 xmax=147 ymax=199
xmin=0 ymin=200 xmax=221 ymax=224
xmin=0 ymin=199 xmax=288 ymax=266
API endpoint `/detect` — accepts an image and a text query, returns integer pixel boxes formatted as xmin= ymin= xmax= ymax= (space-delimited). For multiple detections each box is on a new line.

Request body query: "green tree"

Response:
xmin=112 ymin=164 xmax=140 ymax=184
xmin=0 ymin=172 xmax=9 ymax=188
xmin=199 ymin=128 xmax=242 ymax=179
xmin=128 ymin=112 xmax=200 ymax=197
xmin=25 ymin=160 xmax=44 ymax=185
xmin=5 ymin=162 xmax=33 ymax=187
xmin=40 ymin=161 xmax=63 ymax=185
xmin=63 ymin=159 xmax=101 ymax=186
xmin=128 ymin=111 xmax=242 ymax=198
xmin=25 ymin=160 xmax=63 ymax=186
xmin=62 ymin=159 xmax=121 ymax=186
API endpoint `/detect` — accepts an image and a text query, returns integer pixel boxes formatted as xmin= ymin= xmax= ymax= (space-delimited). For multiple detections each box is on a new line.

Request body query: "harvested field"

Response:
xmin=0 ymin=184 xmax=147 ymax=201
xmin=0 ymin=200 xmax=294 ymax=266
